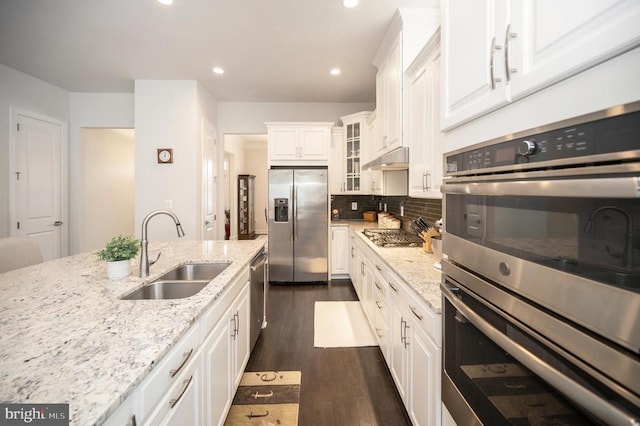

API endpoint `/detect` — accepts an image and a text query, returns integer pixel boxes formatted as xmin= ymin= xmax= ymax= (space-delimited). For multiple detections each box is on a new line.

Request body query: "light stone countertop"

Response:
xmin=0 ymin=237 xmax=266 ymax=426
xmin=331 ymin=220 xmax=443 ymax=313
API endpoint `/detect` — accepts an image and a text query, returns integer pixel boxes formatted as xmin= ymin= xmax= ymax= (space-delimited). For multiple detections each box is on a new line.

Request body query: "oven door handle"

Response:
xmin=442 ymin=176 xmax=640 ymax=199
xmin=441 ymin=283 xmax=640 ymax=426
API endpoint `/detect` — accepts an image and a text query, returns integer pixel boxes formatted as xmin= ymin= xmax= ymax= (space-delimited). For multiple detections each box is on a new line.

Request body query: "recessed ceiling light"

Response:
xmin=343 ymin=0 xmax=358 ymax=8
xmin=157 ymin=0 xmax=173 ymax=5
xmin=213 ymin=67 xmax=225 ymax=75
xmin=330 ymin=68 xmax=341 ymax=76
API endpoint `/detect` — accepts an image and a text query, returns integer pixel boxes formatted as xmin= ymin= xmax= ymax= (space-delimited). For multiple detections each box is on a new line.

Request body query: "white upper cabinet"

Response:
xmin=407 ymin=32 xmax=444 ymax=199
xmin=373 ymin=8 xmax=441 ymax=156
xmin=266 ymin=122 xmax=333 ymax=166
xmin=329 ymin=127 xmax=344 ymax=195
xmin=442 ymin=0 xmax=640 ymax=131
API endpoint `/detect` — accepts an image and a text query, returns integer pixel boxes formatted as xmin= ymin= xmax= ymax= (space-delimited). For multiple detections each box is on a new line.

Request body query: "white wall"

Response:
xmin=0 ymin=65 xmax=70 ymax=240
xmin=69 ymin=92 xmax=134 ymax=253
xmin=78 ymin=128 xmax=135 ymax=253
xmin=134 ymin=80 xmax=218 ymax=242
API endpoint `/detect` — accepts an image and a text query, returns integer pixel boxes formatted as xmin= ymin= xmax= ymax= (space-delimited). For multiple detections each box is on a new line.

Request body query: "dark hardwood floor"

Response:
xmin=245 ymin=279 xmax=411 ymax=426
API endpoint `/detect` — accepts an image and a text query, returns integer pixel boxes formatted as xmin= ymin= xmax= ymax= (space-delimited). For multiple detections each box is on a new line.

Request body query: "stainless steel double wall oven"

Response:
xmin=441 ymin=103 xmax=640 ymax=425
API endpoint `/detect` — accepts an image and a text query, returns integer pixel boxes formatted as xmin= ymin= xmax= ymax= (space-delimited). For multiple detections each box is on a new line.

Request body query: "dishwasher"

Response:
xmin=249 ymin=248 xmax=266 ymax=350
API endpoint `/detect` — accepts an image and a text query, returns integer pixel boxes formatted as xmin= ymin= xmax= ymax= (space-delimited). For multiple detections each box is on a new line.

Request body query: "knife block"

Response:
xmin=422 ymin=228 xmax=440 ymax=253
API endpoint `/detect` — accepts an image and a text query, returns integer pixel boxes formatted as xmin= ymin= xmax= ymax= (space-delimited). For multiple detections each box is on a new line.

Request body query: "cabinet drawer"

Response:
xmin=373 ymin=301 xmax=388 ymax=356
xmin=143 ymin=350 xmax=202 ymax=426
xmin=372 ymin=269 xmax=388 ymax=301
xmin=138 ymin=324 xmax=200 ymax=420
xmin=388 ymin=271 xmax=441 ymax=345
xmin=201 ymin=269 xmax=250 ymax=338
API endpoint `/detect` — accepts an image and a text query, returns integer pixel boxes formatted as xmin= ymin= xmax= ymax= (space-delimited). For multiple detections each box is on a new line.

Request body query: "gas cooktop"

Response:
xmin=362 ymin=228 xmax=423 ymax=248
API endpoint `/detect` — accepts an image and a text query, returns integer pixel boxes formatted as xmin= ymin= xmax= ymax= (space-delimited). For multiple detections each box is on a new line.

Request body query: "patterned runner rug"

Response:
xmin=224 ymin=371 xmax=301 ymax=425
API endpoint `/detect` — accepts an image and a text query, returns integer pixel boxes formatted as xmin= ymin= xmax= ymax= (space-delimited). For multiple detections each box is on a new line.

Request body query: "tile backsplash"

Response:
xmin=331 ymin=195 xmax=442 ymax=229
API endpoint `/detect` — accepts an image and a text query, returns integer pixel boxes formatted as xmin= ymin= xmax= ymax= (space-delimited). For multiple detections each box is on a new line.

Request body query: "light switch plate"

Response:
xmin=351 ymin=202 xmax=357 ymax=210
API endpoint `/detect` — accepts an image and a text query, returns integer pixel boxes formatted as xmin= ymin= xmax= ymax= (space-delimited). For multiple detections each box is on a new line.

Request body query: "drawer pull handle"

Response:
xmin=375 ymin=281 xmax=382 ymax=291
xmin=389 ymin=282 xmax=398 ymax=292
xmin=169 ymin=348 xmax=194 ymax=378
xmin=127 ymin=414 xmax=137 ymax=426
xmin=376 ymin=301 xmax=383 ymax=310
xmin=375 ymin=264 xmax=382 ymax=271
xmin=375 ymin=328 xmax=384 ymax=338
xmin=169 ymin=375 xmax=193 ymax=408
xmin=410 ymin=306 xmax=423 ymax=321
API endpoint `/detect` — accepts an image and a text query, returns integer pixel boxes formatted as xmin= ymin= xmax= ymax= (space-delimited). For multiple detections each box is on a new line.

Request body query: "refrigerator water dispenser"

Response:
xmin=274 ymin=198 xmax=289 ymax=222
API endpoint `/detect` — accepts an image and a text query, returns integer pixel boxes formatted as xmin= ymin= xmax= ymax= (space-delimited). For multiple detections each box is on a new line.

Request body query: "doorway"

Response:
xmin=223 ymin=134 xmax=268 ymax=240
xmin=77 ymin=128 xmax=135 ymax=253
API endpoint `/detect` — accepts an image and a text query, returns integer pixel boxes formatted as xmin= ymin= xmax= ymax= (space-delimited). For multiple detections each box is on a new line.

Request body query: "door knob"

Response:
xmin=53 ymin=221 xmax=63 ymax=226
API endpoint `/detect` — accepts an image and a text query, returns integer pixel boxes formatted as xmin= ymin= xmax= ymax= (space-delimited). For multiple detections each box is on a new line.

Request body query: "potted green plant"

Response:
xmin=97 ymin=235 xmax=140 ymax=279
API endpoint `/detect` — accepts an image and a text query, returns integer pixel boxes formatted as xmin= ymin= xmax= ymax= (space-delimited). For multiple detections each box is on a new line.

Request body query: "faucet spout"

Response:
xmin=139 ymin=210 xmax=186 ymax=277
xmin=584 ymin=205 xmax=634 ymax=269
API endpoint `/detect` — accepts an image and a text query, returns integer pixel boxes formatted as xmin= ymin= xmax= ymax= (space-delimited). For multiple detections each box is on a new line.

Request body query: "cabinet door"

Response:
xmin=202 ymin=311 xmax=233 ymax=426
xmin=442 ymin=0 xmax=510 ymax=130
xmin=409 ymin=326 xmax=441 ymax=426
xmin=389 ymin=296 xmax=408 ymax=404
xmin=386 ymin=36 xmax=402 ymax=152
xmin=376 ymin=64 xmax=388 ymax=155
xmin=299 ymin=127 xmax=329 ymax=160
xmin=232 ymin=284 xmax=251 ymax=390
xmin=159 ymin=353 xmax=202 ymax=426
xmin=344 ymin=121 xmax=362 ymax=193
xmin=408 ymin=61 xmax=429 ymax=197
xmin=425 ymin=48 xmax=444 ymax=198
xmin=330 ymin=226 xmax=350 ymax=275
xmin=269 ymin=127 xmax=298 ymax=160
xmin=329 ymin=127 xmax=344 ymax=194
xmin=145 ymin=352 xmax=203 ymax=426
xmin=509 ymin=0 xmax=640 ymax=100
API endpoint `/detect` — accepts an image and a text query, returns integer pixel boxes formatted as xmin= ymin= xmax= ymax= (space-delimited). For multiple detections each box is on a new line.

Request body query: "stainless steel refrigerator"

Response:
xmin=268 ymin=168 xmax=328 ymax=283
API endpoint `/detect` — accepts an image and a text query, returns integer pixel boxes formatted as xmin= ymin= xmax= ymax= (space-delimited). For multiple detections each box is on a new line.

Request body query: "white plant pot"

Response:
xmin=107 ymin=259 xmax=131 ymax=280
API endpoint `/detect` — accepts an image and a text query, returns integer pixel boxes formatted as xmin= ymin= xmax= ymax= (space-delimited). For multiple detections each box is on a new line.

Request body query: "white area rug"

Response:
xmin=314 ymin=301 xmax=378 ymax=348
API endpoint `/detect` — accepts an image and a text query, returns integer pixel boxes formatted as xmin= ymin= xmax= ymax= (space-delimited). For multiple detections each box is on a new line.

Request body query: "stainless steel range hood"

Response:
xmin=362 ymin=147 xmax=409 ymax=170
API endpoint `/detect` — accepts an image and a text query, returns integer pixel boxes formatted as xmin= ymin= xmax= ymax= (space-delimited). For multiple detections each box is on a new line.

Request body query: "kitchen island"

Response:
xmin=0 ymin=238 xmax=266 ymax=425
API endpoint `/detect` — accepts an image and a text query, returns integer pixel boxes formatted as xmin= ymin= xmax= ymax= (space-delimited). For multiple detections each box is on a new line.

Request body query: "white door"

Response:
xmin=202 ymin=118 xmax=217 ymax=240
xmin=12 ymin=113 xmax=64 ymax=261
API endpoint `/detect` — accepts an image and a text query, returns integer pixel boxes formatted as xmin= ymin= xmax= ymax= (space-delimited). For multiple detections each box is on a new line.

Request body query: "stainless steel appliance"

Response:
xmin=441 ymin=102 xmax=640 ymax=425
xmin=268 ymin=168 xmax=328 ymax=283
xmin=250 ymin=248 xmax=266 ymax=350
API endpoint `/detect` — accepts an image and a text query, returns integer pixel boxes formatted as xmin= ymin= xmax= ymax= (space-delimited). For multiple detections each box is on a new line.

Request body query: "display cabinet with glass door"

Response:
xmin=237 ymin=174 xmax=255 ymax=240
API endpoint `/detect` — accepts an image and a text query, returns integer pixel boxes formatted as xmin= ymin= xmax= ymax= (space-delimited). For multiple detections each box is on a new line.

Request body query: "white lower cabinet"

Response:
xmin=202 ymin=278 xmax=250 ymax=426
xmin=330 ymin=225 xmax=350 ymax=277
xmin=349 ymin=229 xmax=441 ymax=426
xmin=103 ymin=266 xmax=252 ymax=426
xmin=144 ymin=351 xmax=203 ymax=426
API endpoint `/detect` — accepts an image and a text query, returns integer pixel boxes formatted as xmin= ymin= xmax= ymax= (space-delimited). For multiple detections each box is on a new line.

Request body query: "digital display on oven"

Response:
xmin=495 ymin=146 xmax=515 ymax=163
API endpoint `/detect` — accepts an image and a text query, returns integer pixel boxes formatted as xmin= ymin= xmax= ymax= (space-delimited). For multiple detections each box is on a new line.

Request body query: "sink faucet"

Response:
xmin=584 ymin=205 xmax=634 ymax=269
xmin=139 ymin=210 xmax=186 ymax=277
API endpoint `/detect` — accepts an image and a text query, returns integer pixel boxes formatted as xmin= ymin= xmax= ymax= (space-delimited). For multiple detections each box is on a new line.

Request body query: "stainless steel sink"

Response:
xmin=156 ymin=262 xmax=231 ymax=281
xmin=121 ymin=280 xmax=211 ymax=300
xmin=120 ymin=262 xmax=231 ymax=300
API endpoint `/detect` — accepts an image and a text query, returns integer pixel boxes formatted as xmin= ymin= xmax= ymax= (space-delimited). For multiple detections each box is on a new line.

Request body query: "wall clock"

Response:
xmin=157 ymin=148 xmax=173 ymax=164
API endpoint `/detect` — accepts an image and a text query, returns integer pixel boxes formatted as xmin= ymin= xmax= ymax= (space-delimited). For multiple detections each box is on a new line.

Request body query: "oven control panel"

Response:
xmin=445 ymin=107 xmax=640 ymax=175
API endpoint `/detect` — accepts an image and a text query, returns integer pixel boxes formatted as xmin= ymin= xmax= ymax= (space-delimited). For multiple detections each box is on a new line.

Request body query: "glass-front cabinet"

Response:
xmin=345 ymin=121 xmax=361 ymax=192
xmin=237 ymin=174 xmax=255 ymax=240
xmin=339 ymin=111 xmax=371 ymax=194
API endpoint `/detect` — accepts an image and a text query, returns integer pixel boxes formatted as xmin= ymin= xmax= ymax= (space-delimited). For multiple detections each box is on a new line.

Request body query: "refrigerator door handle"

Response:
xmin=293 ymin=184 xmax=298 ymax=241
xmin=289 ymin=184 xmax=294 ymax=241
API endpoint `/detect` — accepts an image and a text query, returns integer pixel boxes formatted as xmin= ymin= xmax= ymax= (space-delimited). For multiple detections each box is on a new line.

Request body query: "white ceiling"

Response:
xmin=0 ymin=0 xmax=439 ymax=103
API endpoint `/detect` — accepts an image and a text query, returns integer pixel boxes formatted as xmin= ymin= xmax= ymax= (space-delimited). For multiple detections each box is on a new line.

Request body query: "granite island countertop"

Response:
xmin=331 ymin=220 xmax=443 ymax=313
xmin=0 ymin=238 xmax=266 ymax=426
